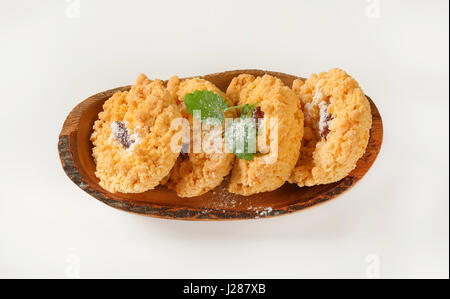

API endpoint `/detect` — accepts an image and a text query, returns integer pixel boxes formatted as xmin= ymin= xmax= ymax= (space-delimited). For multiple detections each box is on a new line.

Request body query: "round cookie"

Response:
xmin=165 ymin=76 xmax=235 ymax=198
xmin=226 ymin=74 xmax=304 ymax=196
xmin=289 ymin=68 xmax=372 ymax=187
xmin=91 ymin=74 xmax=182 ymax=193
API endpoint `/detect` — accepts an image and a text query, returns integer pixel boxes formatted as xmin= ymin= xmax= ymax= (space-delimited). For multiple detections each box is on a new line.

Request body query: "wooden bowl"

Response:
xmin=58 ymin=70 xmax=383 ymax=220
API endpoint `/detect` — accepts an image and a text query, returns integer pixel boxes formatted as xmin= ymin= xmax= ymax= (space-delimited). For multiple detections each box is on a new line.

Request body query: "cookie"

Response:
xmin=165 ymin=76 xmax=235 ymax=198
xmin=226 ymin=74 xmax=304 ymax=195
xmin=91 ymin=74 xmax=182 ymax=193
xmin=289 ymin=68 xmax=372 ymax=186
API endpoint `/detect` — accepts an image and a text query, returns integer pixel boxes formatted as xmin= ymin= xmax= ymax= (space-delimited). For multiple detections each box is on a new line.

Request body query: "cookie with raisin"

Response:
xmin=289 ymin=68 xmax=372 ymax=186
xmin=165 ymin=76 xmax=235 ymax=198
xmin=90 ymin=74 xmax=182 ymax=193
xmin=226 ymin=74 xmax=304 ymax=195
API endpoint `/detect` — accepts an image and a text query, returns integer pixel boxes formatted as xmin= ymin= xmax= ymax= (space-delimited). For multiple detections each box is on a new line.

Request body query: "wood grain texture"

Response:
xmin=58 ymin=69 xmax=383 ymax=220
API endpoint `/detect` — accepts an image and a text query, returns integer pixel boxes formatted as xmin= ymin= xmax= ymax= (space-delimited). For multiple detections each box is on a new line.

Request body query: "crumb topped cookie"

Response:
xmin=289 ymin=68 xmax=372 ymax=186
xmin=90 ymin=74 xmax=182 ymax=193
xmin=226 ymin=74 xmax=304 ymax=195
xmin=165 ymin=76 xmax=235 ymax=198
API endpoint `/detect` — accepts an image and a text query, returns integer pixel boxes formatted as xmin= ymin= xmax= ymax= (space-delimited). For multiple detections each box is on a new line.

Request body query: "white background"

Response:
xmin=0 ymin=0 xmax=448 ymax=279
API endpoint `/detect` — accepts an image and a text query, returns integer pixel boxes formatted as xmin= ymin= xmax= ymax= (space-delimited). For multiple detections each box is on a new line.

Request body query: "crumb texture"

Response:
xmin=165 ymin=77 xmax=235 ymax=198
xmin=226 ymin=74 xmax=304 ymax=195
xmin=90 ymin=74 xmax=182 ymax=193
xmin=289 ymin=68 xmax=372 ymax=186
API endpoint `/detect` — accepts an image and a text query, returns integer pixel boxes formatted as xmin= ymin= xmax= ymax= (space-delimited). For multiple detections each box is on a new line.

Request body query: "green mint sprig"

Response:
xmin=183 ymin=90 xmax=259 ymax=161
xmin=224 ymin=103 xmax=258 ymax=117
xmin=224 ymin=116 xmax=257 ymax=161
xmin=184 ymin=90 xmax=229 ymax=126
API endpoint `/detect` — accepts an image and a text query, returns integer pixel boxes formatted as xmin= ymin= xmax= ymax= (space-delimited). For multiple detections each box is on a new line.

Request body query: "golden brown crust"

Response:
xmin=289 ymin=68 xmax=372 ymax=186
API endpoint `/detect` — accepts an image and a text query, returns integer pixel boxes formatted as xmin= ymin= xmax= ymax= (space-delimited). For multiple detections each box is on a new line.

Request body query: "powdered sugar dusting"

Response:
xmin=128 ymin=130 xmax=141 ymax=151
xmin=208 ymin=178 xmax=274 ymax=218
xmin=318 ymin=102 xmax=329 ymax=134
xmin=312 ymin=83 xmax=323 ymax=104
xmin=258 ymin=207 xmax=273 ymax=217
xmin=318 ymin=101 xmax=333 ymax=139
xmin=303 ymin=102 xmax=315 ymax=123
xmin=210 ymin=180 xmax=241 ymax=209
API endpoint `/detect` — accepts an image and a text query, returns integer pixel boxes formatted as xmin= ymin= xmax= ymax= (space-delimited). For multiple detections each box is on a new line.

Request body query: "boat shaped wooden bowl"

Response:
xmin=58 ymin=69 xmax=383 ymax=220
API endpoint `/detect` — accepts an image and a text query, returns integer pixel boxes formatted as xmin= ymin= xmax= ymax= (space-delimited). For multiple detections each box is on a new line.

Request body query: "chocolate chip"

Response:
xmin=252 ymin=106 xmax=265 ymax=131
xmin=111 ymin=121 xmax=134 ymax=149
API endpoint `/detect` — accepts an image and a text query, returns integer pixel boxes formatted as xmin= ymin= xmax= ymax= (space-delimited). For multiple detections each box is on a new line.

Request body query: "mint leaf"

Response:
xmin=183 ymin=91 xmax=259 ymax=161
xmin=235 ymin=153 xmax=254 ymax=161
xmin=184 ymin=90 xmax=229 ymax=126
xmin=225 ymin=117 xmax=257 ymax=161
xmin=241 ymin=103 xmax=258 ymax=116
xmin=224 ymin=103 xmax=258 ymax=117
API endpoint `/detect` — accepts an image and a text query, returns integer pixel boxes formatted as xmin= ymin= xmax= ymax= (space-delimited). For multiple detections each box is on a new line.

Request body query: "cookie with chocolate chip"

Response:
xmin=90 ymin=74 xmax=182 ymax=193
xmin=289 ymin=68 xmax=372 ymax=187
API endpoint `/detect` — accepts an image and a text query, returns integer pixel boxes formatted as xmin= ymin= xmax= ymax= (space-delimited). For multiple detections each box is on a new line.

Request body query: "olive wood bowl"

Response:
xmin=58 ymin=69 xmax=383 ymax=220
